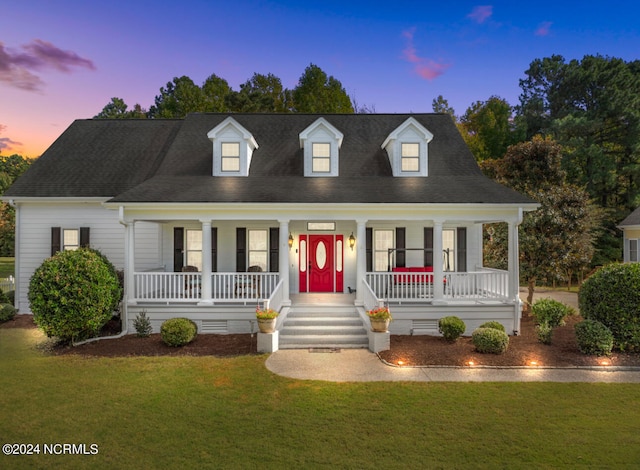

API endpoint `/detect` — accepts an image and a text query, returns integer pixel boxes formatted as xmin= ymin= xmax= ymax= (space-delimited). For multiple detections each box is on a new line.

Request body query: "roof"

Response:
xmin=6 ymin=113 xmax=535 ymax=205
xmin=619 ymin=207 xmax=640 ymax=227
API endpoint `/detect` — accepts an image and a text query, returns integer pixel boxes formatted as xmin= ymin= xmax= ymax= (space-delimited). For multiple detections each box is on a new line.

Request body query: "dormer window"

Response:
xmin=382 ymin=117 xmax=433 ymax=177
xmin=312 ymin=143 xmax=331 ymax=173
xmin=299 ymin=118 xmax=343 ymax=177
xmin=401 ymin=143 xmax=420 ymax=172
xmin=208 ymin=117 xmax=258 ymax=177
xmin=221 ymin=142 xmax=240 ymax=172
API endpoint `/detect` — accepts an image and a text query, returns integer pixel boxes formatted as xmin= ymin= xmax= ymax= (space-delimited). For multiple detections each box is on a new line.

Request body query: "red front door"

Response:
xmin=308 ymin=235 xmax=334 ymax=292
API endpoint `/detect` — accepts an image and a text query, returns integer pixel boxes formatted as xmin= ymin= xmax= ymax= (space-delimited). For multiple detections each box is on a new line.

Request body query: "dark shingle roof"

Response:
xmin=619 ymin=207 xmax=640 ymax=227
xmin=6 ymin=113 xmax=535 ymax=205
xmin=5 ymin=119 xmax=182 ymax=198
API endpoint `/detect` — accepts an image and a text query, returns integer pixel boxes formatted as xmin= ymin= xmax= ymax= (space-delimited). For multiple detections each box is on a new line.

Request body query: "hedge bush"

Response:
xmin=161 ymin=318 xmax=197 ymax=347
xmin=472 ymin=327 xmax=509 ymax=354
xmin=532 ymin=298 xmax=574 ymax=329
xmin=28 ymin=248 xmax=122 ymax=343
xmin=575 ymin=320 xmax=614 ymax=356
xmin=579 ymin=263 xmax=640 ymax=351
xmin=0 ymin=303 xmax=16 ymax=323
xmin=438 ymin=316 xmax=466 ymax=342
xmin=478 ymin=321 xmax=505 ymax=332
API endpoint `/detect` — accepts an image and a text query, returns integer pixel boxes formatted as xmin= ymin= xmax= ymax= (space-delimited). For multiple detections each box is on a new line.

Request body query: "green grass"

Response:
xmin=0 ymin=257 xmax=14 ymax=278
xmin=2 ymin=328 xmax=640 ymax=469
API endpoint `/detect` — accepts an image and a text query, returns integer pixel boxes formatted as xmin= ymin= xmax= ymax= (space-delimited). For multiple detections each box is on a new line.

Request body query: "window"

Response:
xmin=374 ymin=230 xmax=394 ymax=271
xmin=401 ymin=143 xmax=420 ymax=172
xmin=631 ymin=239 xmax=638 ymax=262
xmin=63 ymin=229 xmax=79 ymax=251
xmin=185 ymin=230 xmax=202 ymax=270
xmin=312 ymin=143 xmax=331 ymax=173
xmin=248 ymin=229 xmax=268 ymax=271
xmin=221 ymin=142 xmax=240 ymax=172
xmin=442 ymin=229 xmax=455 ymax=271
xmin=307 ymin=222 xmax=336 ymax=231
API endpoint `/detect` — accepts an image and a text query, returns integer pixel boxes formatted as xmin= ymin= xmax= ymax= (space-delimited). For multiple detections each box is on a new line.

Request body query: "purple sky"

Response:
xmin=1 ymin=0 xmax=638 ymax=158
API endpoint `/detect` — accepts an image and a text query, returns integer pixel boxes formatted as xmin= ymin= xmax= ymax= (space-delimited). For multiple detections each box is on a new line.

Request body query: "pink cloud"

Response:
xmin=467 ymin=5 xmax=493 ymax=24
xmin=401 ymin=28 xmax=451 ymax=81
xmin=535 ymin=21 xmax=552 ymax=36
xmin=0 ymin=124 xmax=22 ymax=153
xmin=0 ymin=39 xmax=95 ymax=91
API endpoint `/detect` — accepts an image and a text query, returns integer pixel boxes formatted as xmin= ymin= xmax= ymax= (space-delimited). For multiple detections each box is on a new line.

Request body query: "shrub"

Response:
xmin=0 ymin=290 xmax=11 ymax=304
xmin=133 ymin=311 xmax=153 ymax=337
xmin=575 ymin=320 xmax=614 ymax=356
xmin=531 ymin=298 xmax=574 ymax=329
xmin=161 ymin=318 xmax=197 ymax=347
xmin=579 ymin=263 xmax=640 ymax=351
xmin=472 ymin=327 xmax=509 ymax=354
xmin=28 ymin=248 xmax=122 ymax=343
xmin=478 ymin=321 xmax=505 ymax=332
xmin=0 ymin=303 xmax=16 ymax=323
xmin=438 ymin=316 xmax=466 ymax=342
xmin=535 ymin=323 xmax=553 ymax=345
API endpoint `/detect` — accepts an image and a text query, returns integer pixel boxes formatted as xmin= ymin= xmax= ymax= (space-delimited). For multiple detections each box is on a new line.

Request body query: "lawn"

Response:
xmin=1 ymin=328 xmax=640 ymax=469
xmin=0 ymin=257 xmax=14 ymax=278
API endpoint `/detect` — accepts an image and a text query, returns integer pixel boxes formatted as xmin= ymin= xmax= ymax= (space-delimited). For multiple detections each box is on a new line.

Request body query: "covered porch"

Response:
xmin=116 ymin=203 xmax=526 ymax=339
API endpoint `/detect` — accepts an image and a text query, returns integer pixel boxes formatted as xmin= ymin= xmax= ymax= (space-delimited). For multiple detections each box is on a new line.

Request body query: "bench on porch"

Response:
xmin=387 ymin=266 xmax=446 ymax=298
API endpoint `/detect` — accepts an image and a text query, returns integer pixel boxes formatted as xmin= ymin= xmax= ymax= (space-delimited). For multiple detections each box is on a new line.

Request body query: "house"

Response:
xmin=619 ymin=207 xmax=640 ymax=262
xmin=4 ymin=113 xmax=538 ymax=351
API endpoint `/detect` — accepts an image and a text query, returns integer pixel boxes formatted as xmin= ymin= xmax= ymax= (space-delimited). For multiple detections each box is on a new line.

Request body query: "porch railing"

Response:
xmin=263 ymin=278 xmax=285 ymax=312
xmin=365 ymin=268 xmax=509 ymax=303
xmin=133 ymin=271 xmax=280 ymax=303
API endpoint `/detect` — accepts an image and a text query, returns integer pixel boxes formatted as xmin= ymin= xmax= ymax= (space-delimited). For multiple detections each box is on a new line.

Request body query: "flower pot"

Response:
xmin=257 ymin=318 xmax=276 ymax=333
xmin=370 ymin=318 xmax=390 ymax=333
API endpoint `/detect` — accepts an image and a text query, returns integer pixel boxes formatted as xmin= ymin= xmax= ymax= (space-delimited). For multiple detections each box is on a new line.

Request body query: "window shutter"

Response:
xmin=236 ymin=228 xmax=246 ymax=272
xmin=211 ymin=227 xmax=218 ymax=272
xmin=173 ymin=227 xmax=184 ymax=272
xmin=51 ymin=227 xmax=61 ymax=256
xmin=457 ymin=227 xmax=467 ymax=272
xmin=366 ymin=228 xmax=373 ymax=272
xmin=396 ymin=227 xmax=406 ymax=268
xmin=424 ymin=227 xmax=434 ymax=267
xmin=269 ymin=227 xmax=279 ymax=272
xmin=80 ymin=227 xmax=90 ymax=248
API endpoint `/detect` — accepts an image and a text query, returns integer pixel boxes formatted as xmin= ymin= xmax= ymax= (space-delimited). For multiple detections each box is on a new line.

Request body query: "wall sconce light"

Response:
xmin=348 ymin=232 xmax=356 ymax=251
xmin=288 ymin=233 xmax=294 ymax=249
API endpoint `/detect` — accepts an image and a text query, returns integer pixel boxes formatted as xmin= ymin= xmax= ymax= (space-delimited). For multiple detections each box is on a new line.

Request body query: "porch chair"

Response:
xmin=182 ymin=265 xmax=200 ymax=297
xmin=235 ymin=265 xmax=262 ymax=298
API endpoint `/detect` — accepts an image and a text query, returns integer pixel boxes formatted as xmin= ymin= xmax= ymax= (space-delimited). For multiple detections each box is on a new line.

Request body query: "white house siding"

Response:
xmin=14 ymin=202 xmax=161 ymax=313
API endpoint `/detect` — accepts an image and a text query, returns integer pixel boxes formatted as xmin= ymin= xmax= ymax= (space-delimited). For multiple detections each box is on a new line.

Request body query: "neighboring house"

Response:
xmin=619 ymin=207 xmax=640 ymax=262
xmin=4 ymin=113 xmax=538 ymax=350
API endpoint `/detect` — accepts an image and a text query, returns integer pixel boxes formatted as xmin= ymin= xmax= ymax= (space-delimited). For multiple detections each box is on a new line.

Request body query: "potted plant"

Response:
xmin=256 ymin=307 xmax=279 ymax=333
xmin=367 ymin=306 xmax=392 ymax=332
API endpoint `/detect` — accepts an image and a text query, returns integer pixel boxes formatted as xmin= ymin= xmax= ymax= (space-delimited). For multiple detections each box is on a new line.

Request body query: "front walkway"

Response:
xmin=265 ymin=349 xmax=640 ymax=383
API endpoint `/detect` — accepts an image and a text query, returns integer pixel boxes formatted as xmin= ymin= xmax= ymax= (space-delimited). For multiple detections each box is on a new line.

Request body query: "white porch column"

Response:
xmin=199 ymin=220 xmax=213 ymax=305
xmin=355 ymin=219 xmax=367 ymax=305
xmin=433 ymin=220 xmax=444 ymax=304
xmin=508 ymin=209 xmax=523 ymax=333
xmin=125 ymin=220 xmax=136 ymax=305
xmin=278 ymin=220 xmax=290 ymax=305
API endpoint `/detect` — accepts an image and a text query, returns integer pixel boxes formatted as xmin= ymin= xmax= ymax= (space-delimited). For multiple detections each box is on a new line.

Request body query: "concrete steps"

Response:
xmin=279 ymin=305 xmax=368 ymax=349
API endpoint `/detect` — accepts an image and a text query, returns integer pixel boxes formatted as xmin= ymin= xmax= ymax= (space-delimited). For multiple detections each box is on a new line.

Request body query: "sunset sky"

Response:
xmin=2 ymin=0 xmax=639 ymax=158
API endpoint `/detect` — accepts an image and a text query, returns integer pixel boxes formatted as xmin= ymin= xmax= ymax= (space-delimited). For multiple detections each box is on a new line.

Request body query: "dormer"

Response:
xmin=207 ymin=117 xmax=258 ymax=177
xmin=299 ymin=117 xmax=344 ymax=177
xmin=381 ymin=117 xmax=434 ymax=177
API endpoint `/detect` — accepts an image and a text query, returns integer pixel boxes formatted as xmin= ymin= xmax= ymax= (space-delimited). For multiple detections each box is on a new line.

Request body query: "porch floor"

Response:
xmin=290 ymin=293 xmax=356 ymax=306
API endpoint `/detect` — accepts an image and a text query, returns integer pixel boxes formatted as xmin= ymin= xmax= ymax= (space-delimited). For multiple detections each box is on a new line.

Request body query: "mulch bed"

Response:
xmin=3 ymin=314 xmax=640 ymax=367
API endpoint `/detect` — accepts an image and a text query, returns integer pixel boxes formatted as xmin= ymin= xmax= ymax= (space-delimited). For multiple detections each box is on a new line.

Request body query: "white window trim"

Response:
xmin=248 ymin=229 xmax=269 ymax=271
xmin=382 ymin=117 xmax=433 ymax=177
xmin=208 ymin=117 xmax=258 ymax=177
xmin=630 ymin=239 xmax=639 ymax=262
xmin=299 ymin=118 xmax=343 ymax=177
xmin=373 ymin=229 xmax=394 ymax=272
xmin=63 ymin=228 xmax=79 ymax=251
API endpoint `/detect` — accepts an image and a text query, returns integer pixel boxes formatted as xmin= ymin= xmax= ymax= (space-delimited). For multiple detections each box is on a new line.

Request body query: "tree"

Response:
xmin=458 ymin=96 xmax=524 ymax=161
xmin=517 ymin=55 xmax=640 ymax=264
xmin=292 ymin=64 xmax=354 ymax=113
xmin=481 ymin=137 xmax=600 ymax=310
xmin=0 ymin=154 xmax=33 ymax=256
xmin=148 ymin=76 xmax=208 ymax=118
xmin=431 ymin=95 xmax=456 ymax=120
xmin=94 ymin=97 xmax=147 ymax=119
xmin=226 ymin=73 xmax=291 ymax=113
xmin=202 ymin=73 xmax=233 ymax=112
